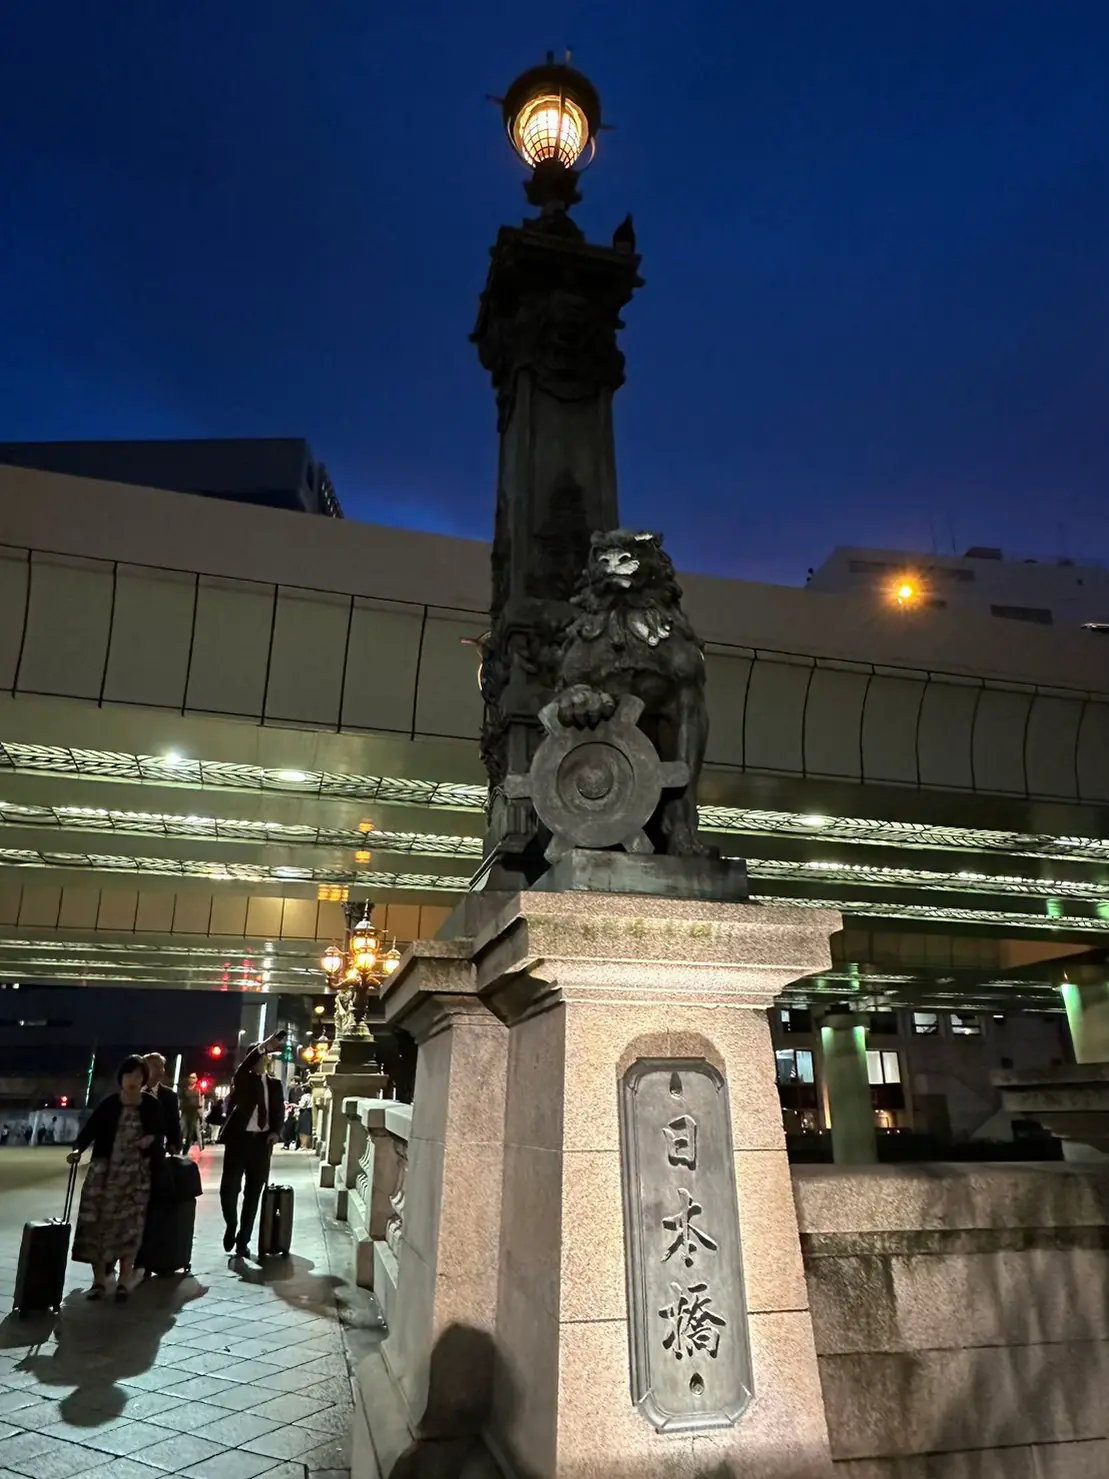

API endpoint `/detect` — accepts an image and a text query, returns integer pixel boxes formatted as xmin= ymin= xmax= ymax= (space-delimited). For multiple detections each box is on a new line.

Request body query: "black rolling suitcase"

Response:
xmin=139 ymin=1154 xmax=202 ymax=1276
xmin=258 ymin=1183 xmax=293 ymax=1257
xmin=13 ymin=1160 xmax=78 ymax=1316
xmin=140 ymin=1198 xmax=196 ymax=1276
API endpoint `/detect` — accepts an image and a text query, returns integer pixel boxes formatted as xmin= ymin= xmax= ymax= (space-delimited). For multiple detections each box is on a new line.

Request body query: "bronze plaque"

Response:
xmin=619 ymin=1058 xmax=753 ymax=1432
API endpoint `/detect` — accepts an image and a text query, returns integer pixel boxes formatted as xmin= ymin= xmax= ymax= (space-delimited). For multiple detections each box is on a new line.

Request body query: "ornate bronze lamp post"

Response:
xmin=319 ymin=901 xmax=401 ymax=1042
xmin=473 ymin=52 xmax=642 ymax=884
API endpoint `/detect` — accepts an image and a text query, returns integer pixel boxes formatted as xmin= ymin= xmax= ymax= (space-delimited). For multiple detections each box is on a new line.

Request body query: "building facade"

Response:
xmin=808 ymin=544 xmax=1109 ymax=631
xmin=771 ymin=1002 xmax=1069 ymax=1145
xmin=0 ymin=437 xmax=342 ymax=517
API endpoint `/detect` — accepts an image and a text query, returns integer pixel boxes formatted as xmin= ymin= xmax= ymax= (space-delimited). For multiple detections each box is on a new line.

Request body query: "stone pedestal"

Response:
xmin=819 ymin=1010 xmax=877 ymax=1166
xmin=472 ymin=892 xmax=839 ymax=1479
xmin=318 ymin=1038 xmax=387 ymax=1191
xmin=367 ymin=938 xmax=509 ymax=1447
xmin=308 ymin=1068 xmax=328 ymax=1150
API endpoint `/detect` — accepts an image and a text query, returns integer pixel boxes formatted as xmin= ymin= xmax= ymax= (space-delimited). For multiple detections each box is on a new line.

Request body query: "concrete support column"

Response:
xmin=1061 ymin=976 xmax=1109 ymax=1065
xmin=820 ymin=1010 xmax=877 ymax=1166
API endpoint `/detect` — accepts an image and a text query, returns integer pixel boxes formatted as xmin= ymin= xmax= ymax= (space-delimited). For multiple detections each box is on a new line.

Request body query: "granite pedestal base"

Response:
xmin=352 ymin=932 xmax=509 ymax=1479
xmin=474 ymin=891 xmax=839 ymax=1479
xmin=356 ymin=890 xmax=840 ymax=1479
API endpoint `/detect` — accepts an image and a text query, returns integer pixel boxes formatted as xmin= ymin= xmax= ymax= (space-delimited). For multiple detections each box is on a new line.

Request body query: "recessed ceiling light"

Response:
xmin=799 ymin=815 xmax=829 ymax=828
xmin=273 ymin=769 xmax=308 ymax=784
xmin=162 ymin=752 xmax=184 ymax=766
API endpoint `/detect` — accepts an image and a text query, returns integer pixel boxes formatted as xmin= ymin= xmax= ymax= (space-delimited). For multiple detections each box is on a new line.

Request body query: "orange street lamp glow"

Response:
xmin=892 ymin=576 xmax=922 ymax=607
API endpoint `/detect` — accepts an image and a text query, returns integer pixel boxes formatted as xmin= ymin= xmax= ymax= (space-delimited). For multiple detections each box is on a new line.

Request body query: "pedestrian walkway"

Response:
xmin=0 ymin=1146 xmax=373 ymax=1479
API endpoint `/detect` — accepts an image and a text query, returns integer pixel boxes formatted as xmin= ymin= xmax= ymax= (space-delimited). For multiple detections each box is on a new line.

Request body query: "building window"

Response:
xmin=990 ymin=604 xmax=1053 ymax=625
xmin=779 ymin=1007 xmax=813 ymax=1034
xmin=775 ymin=1049 xmax=815 ymax=1085
xmin=866 ymin=1050 xmax=901 ymax=1085
xmin=951 ymin=1013 xmax=981 ymax=1036
xmin=868 ymin=1011 xmax=898 ymax=1035
xmin=912 ymin=1012 xmax=939 ymax=1034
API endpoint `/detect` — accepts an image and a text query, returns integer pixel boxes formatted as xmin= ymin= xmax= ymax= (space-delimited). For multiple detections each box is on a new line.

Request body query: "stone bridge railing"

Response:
xmin=338 ymin=1096 xmax=411 ymax=1329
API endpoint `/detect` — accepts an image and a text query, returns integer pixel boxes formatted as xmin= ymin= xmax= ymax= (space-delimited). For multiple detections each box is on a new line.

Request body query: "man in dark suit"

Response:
xmin=143 ymin=1053 xmax=182 ymax=1155
xmin=219 ymin=1030 xmax=286 ymax=1257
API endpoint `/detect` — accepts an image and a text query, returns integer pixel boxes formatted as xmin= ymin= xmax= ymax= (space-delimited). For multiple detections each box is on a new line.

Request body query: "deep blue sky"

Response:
xmin=1 ymin=3 xmax=1107 ymax=585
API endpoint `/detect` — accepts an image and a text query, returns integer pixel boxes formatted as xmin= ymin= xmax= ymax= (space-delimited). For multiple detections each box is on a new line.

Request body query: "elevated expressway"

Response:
xmin=2 ymin=463 xmax=1108 ymax=1015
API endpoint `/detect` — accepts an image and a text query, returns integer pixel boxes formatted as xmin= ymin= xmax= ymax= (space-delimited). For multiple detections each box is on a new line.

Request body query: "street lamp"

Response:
xmin=497 ymin=52 xmax=604 ymax=215
xmin=319 ymin=900 xmax=401 ymax=1039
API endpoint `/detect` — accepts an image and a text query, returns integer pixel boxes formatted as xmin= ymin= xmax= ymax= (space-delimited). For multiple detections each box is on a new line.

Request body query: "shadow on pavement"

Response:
xmin=0 ymin=1273 xmax=206 ymax=1424
xmin=233 ymin=1251 xmax=344 ymax=1319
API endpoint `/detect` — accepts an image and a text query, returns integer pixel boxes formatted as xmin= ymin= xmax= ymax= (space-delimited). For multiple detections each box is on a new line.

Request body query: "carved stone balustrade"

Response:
xmin=342 ymin=1095 xmax=412 ymax=1325
xmin=336 ymin=1099 xmax=368 ymax=1222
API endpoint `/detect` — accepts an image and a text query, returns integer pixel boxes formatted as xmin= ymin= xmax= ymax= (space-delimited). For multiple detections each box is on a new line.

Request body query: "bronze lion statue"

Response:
xmin=554 ymin=529 xmax=713 ymax=857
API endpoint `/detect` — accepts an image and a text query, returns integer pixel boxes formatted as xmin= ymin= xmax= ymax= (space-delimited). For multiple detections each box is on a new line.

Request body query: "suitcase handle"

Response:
xmin=62 ymin=1158 xmax=79 ymax=1223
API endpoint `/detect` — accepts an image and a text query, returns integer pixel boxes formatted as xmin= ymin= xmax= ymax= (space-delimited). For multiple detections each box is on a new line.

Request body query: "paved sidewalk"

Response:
xmin=0 ymin=1146 xmax=369 ymax=1479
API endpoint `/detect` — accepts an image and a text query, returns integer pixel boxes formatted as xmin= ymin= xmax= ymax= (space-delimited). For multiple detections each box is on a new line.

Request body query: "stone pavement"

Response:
xmin=0 ymin=1145 xmax=381 ymax=1479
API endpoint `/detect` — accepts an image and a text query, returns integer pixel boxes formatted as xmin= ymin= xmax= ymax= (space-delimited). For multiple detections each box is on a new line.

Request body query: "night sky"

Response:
xmin=2 ymin=3 xmax=1106 ymax=585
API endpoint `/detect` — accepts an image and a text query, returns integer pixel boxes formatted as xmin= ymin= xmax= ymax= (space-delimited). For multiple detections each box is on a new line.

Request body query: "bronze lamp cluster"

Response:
xmin=319 ymin=904 xmax=401 ymax=996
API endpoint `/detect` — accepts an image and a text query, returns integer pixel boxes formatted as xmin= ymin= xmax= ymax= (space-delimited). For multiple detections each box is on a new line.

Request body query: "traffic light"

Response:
xmin=198 ymin=1077 xmax=211 ymax=1093
xmin=208 ymin=1044 xmax=224 ymax=1059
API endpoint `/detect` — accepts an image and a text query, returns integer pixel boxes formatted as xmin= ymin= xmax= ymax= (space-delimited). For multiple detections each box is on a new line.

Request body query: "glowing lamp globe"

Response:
xmin=350 ymin=917 xmax=375 ymax=955
xmin=383 ymin=947 xmax=401 ymax=976
xmin=501 ymin=57 xmax=602 ymax=172
xmin=321 ymin=945 xmax=343 ymax=977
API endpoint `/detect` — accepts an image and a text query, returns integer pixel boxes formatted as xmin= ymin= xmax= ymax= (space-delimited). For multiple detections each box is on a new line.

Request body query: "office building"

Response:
xmin=0 ymin=436 xmax=342 ymax=517
xmin=808 ymin=544 xmax=1109 ymax=630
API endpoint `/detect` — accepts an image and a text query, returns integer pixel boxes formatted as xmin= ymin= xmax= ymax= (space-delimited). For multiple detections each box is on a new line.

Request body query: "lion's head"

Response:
xmin=577 ymin=529 xmax=683 ymax=607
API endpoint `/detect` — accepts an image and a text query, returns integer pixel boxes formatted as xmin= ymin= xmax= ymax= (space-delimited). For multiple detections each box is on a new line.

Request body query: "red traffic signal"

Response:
xmin=198 ymin=1077 xmax=211 ymax=1093
xmin=207 ymin=1044 xmax=224 ymax=1059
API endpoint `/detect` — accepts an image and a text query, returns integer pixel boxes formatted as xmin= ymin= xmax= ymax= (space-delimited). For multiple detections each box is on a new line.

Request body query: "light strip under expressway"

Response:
xmin=0 ymin=833 xmax=1108 ymax=906
xmin=4 ymin=740 xmax=1109 ymax=865
xmin=0 ymin=851 xmax=1102 ymax=933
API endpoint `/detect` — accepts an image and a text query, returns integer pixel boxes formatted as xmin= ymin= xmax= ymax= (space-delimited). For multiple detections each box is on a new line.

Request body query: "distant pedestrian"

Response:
xmin=143 ymin=1054 xmax=182 ymax=1155
xmin=22 ymin=1124 xmax=32 ymax=1146
xmin=180 ymin=1072 xmax=203 ymax=1153
xmin=297 ymin=1088 xmax=313 ymax=1150
xmin=68 ymin=1056 xmax=165 ymax=1301
xmin=0 ymin=1124 xmax=8 ymax=1146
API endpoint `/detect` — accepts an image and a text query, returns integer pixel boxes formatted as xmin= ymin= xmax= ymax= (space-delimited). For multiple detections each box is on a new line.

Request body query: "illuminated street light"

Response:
xmin=319 ymin=900 xmax=400 ymax=1038
xmin=496 ymin=52 xmax=604 ymax=215
xmin=891 ymin=575 xmax=923 ymax=608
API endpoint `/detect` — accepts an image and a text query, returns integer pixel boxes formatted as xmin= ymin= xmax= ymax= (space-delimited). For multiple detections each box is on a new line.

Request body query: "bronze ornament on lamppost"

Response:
xmin=319 ymin=900 xmax=401 ymax=1043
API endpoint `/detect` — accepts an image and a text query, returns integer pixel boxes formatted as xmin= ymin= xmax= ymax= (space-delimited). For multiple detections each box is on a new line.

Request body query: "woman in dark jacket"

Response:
xmin=68 ymin=1055 xmax=165 ymax=1301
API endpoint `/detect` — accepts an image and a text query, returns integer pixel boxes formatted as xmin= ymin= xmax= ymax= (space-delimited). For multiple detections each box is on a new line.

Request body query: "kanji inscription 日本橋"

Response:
xmin=619 ymin=1059 xmax=754 ymax=1431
